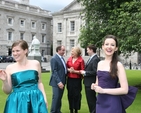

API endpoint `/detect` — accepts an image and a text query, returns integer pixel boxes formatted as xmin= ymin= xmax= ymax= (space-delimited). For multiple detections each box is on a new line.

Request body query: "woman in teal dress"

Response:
xmin=0 ymin=40 xmax=48 ymax=113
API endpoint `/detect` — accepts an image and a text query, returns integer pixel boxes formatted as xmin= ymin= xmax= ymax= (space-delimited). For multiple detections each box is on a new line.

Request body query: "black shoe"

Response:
xmin=70 ymin=109 xmax=73 ymax=113
xmin=75 ymin=109 xmax=78 ymax=113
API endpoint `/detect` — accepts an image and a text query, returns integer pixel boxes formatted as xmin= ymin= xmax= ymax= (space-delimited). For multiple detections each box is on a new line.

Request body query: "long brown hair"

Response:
xmin=103 ymin=35 xmax=119 ymax=78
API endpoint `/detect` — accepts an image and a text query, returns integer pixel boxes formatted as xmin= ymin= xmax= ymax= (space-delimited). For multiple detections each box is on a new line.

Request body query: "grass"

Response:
xmin=0 ymin=70 xmax=141 ymax=113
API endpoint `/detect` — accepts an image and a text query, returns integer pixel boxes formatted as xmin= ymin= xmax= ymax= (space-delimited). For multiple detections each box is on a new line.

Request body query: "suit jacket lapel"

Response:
xmin=55 ymin=54 xmax=63 ymax=66
xmin=56 ymin=54 xmax=67 ymax=70
xmin=86 ymin=55 xmax=97 ymax=67
xmin=86 ymin=58 xmax=91 ymax=66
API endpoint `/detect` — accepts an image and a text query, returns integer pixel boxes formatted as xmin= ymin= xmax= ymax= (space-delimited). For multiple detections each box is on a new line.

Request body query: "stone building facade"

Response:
xmin=52 ymin=0 xmax=141 ymax=65
xmin=0 ymin=0 xmax=52 ymax=57
xmin=1 ymin=0 xmax=139 ymax=65
xmin=52 ymin=0 xmax=85 ymax=57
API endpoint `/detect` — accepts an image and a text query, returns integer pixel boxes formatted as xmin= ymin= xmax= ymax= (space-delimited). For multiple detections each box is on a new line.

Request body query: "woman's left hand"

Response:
xmin=46 ymin=102 xmax=48 ymax=108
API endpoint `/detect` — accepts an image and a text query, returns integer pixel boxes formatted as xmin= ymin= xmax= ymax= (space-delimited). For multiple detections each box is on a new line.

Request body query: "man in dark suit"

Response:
xmin=80 ymin=45 xmax=100 ymax=113
xmin=49 ymin=45 xmax=67 ymax=113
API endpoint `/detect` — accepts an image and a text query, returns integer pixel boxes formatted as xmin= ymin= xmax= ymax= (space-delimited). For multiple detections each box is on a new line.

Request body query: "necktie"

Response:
xmin=86 ymin=57 xmax=91 ymax=65
xmin=61 ymin=57 xmax=67 ymax=74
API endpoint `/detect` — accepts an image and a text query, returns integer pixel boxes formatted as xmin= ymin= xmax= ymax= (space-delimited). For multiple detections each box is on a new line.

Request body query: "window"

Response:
xmin=58 ymin=23 xmax=62 ymax=32
xmin=32 ymin=34 xmax=36 ymax=40
xmin=57 ymin=40 xmax=62 ymax=46
xmin=31 ymin=21 xmax=36 ymax=29
xmin=7 ymin=32 xmax=13 ymax=40
xmin=70 ymin=39 xmax=75 ymax=48
xmin=7 ymin=17 xmax=13 ymax=25
xmin=47 ymin=43 xmax=50 ymax=55
xmin=20 ymin=20 xmax=25 ymax=27
xmin=20 ymin=32 xmax=24 ymax=40
xmin=41 ymin=23 xmax=46 ymax=30
xmin=70 ymin=21 xmax=75 ymax=32
xmin=42 ymin=34 xmax=46 ymax=43
xmin=41 ymin=50 xmax=45 ymax=56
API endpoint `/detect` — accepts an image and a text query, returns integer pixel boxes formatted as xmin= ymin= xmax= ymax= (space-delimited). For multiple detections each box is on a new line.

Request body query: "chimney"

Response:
xmin=20 ymin=0 xmax=29 ymax=4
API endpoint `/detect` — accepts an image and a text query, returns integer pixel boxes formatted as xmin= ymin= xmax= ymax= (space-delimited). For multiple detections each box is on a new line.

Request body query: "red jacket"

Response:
xmin=67 ymin=56 xmax=85 ymax=78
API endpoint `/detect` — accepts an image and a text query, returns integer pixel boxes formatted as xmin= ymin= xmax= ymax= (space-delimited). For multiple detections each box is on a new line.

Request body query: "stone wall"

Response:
xmin=0 ymin=0 xmax=52 ymax=56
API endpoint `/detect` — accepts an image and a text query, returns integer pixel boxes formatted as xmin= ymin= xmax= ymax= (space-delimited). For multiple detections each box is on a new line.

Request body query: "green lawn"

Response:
xmin=0 ymin=70 xmax=141 ymax=113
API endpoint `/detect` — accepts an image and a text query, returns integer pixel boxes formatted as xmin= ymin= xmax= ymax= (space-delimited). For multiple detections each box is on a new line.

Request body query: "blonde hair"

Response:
xmin=71 ymin=47 xmax=82 ymax=56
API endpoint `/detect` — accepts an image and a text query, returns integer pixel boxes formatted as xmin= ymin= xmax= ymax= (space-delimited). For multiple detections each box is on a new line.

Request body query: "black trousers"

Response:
xmin=67 ymin=78 xmax=82 ymax=110
xmin=85 ymin=86 xmax=96 ymax=113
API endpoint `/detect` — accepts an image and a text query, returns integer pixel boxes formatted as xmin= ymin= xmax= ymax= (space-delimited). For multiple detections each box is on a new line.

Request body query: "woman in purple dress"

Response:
xmin=91 ymin=35 xmax=138 ymax=113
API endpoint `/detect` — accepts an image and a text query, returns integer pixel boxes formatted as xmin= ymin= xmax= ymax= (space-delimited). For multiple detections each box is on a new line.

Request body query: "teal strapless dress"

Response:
xmin=4 ymin=70 xmax=48 ymax=113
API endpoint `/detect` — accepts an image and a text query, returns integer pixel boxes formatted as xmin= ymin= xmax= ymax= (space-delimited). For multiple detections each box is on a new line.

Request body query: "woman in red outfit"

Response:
xmin=67 ymin=47 xmax=85 ymax=113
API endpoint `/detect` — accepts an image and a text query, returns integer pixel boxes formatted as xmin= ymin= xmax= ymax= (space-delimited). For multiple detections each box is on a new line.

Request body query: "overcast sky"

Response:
xmin=15 ymin=0 xmax=74 ymax=12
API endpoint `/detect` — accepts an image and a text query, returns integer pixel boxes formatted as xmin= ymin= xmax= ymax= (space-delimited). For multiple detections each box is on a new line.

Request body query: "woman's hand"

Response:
xmin=0 ymin=70 xmax=7 ymax=81
xmin=91 ymin=83 xmax=104 ymax=94
xmin=46 ymin=102 xmax=48 ymax=108
xmin=69 ymin=67 xmax=74 ymax=73
xmin=91 ymin=83 xmax=97 ymax=90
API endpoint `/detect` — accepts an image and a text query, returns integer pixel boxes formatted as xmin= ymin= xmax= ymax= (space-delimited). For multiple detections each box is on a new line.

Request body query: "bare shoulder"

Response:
xmin=6 ymin=63 xmax=16 ymax=70
xmin=97 ymin=60 xmax=105 ymax=69
xmin=117 ymin=61 xmax=124 ymax=67
xmin=98 ymin=60 xmax=105 ymax=66
xmin=28 ymin=60 xmax=40 ymax=65
xmin=6 ymin=63 xmax=17 ymax=74
xmin=27 ymin=60 xmax=40 ymax=71
xmin=117 ymin=61 xmax=124 ymax=70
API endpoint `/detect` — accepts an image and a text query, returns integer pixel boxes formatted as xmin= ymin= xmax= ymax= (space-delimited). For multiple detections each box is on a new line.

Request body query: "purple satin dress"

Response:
xmin=96 ymin=71 xmax=138 ymax=113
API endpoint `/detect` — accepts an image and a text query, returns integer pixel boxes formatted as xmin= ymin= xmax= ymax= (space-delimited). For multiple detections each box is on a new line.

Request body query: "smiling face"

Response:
xmin=102 ymin=38 xmax=118 ymax=57
xmin=71 ymin=49 xmax=77 ymax=58
xmin=12 ymin=45 xmax=28 ymax=62
xmin=11 ymin=40 xmax=28 ymax=62
xmin=58 ymin=46 xmax=65 ymax=56
xmin=71 ymin=47 xmax=81 ymax=58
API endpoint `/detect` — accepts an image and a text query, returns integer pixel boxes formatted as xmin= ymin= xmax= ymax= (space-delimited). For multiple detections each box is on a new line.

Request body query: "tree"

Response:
xmin=78 ymin=0 xmax=141 ymax=55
